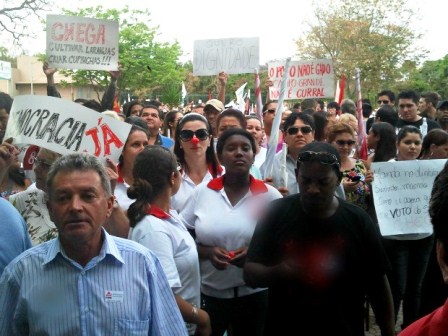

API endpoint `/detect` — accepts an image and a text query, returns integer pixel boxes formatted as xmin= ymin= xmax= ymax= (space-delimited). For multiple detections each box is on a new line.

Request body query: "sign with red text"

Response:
xmin=193 ymin=37 xmax=259 ymax=76
xmin=46 ymin=15 xmax=119 ymax=71
xmin=372 ymin=160 xmax=446 ymax=236
xmin=268 ymin=59 xmax=334 ymax=100
xmin=5 ymin=95 xmax=131 ymax=164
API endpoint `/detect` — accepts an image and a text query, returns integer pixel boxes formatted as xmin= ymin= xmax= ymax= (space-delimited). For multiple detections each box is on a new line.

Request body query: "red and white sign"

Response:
xmin=46 ymin=14 xmax=119 ymax=71
xmin=268 ymin=59 xmax=334 ymax=100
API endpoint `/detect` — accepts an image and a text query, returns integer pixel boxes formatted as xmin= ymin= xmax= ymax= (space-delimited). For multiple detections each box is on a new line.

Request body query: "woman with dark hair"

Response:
xmin=245 ymin=115 xmax=266 ymax=169
xmin=181 ymin=128 xmax=282 ymax=336
xmin=383 ymin=125 xmax=434 ymax=329
xmin=114 ymin=125 xmax=149 ymax=210
xmin=367 ymin=122 xmax=397 ymax=165
xmin=127 ymin=146 xmax=211 ymax=336
xmin=312 ymin=111 xmax=330 ymax=142
xmin=163 ymin=110 xmax=184 ymax=139
xmin=419 ymin=129 xmax=448 ymax=159
xmin=122 ymin=100 xmax=143 ymax=118
xmin=172 ymin=113 xmax=222 ymax=213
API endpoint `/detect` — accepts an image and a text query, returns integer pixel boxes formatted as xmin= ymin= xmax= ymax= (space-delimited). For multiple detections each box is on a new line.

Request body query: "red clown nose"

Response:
xmin=191 ymin=136 xmax=200 ymax=145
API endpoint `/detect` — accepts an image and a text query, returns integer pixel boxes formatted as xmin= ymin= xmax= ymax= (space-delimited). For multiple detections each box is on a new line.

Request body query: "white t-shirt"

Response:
xmin=128 ymin=206 xmax=200 ymax=334
xmin=181 ymin=175 xmax=282 ymax=299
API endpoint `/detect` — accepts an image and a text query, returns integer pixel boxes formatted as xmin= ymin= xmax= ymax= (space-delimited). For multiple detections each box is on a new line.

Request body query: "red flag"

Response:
xmin=113 ymin=96 xmax=121 ymax=113
xmin=338 ymin=74 xmax=346 ymax=106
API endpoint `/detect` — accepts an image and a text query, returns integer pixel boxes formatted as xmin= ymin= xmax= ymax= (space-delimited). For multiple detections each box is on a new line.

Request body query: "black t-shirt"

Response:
xmin=246 ymin=195 xmax=390 ymax=336
xmin=396 ymin=117 xmax=440 ymax=134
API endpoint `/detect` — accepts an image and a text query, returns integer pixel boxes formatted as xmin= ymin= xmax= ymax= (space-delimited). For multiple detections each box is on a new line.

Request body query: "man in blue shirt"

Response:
xmin=0 ymin=153 xmax=187 ymax=335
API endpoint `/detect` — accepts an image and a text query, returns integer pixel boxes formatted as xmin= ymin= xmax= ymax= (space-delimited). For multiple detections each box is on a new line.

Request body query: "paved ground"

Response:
xmin=365 ymin=303 xmax=403 ymax=336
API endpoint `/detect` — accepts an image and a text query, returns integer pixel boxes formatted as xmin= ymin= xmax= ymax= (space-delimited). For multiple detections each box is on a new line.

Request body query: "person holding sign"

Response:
xmin=400 ymin=161 xmax=448 ymax=335
xmin=244 ymin=142 xmax=394 ymax=336
xmin=383 ymin=125 xmax=435 ymax=330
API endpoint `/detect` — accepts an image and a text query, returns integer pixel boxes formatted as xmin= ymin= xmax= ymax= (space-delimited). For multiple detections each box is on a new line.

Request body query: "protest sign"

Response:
xmin=371 ymin=159 xmax=446 ymax=236
xmin=268 ymin=59 xmax=334 ymax=100
xmin=193 ymin=37 xmax=259 ymax=76
xmin=5 ymin=95 xmax=131 ymax=164
xmin=0 ymin=61 xmax=12 ymax=80
xmin=46 ymin=15 xmax=119 ymax=71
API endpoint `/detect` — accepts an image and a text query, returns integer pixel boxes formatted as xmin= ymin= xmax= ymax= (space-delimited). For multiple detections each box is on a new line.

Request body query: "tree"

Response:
xmin=403 ymin=55 xmax=448 ymax=98
xmin=0 ymin=0 xmax=51 ymax=47
xmin=295 ymin=0 xmax=426 ymax=100
xmin=56 ymin=6 xmax=185 ymax=103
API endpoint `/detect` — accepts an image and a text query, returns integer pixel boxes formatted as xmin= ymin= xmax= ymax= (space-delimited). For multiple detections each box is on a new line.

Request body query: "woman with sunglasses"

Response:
xmin=181 ymin=128 xmax=282 ymax=336
xmin=172 ymin=113 xmax=222 ymax=213
xmin=244 ymin=142 xmax=394 ymax=336
xmin=328 ymin=122 xmax=373 ymax=211
xmin=127 ymin=146 xmax=211 ymax=336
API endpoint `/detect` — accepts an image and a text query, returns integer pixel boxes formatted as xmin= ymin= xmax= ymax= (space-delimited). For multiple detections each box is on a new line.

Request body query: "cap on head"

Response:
xmin=204 ymin=99 xmax=224 ymax=113
xmin=437 ymin=100 xmax=448 ymax=110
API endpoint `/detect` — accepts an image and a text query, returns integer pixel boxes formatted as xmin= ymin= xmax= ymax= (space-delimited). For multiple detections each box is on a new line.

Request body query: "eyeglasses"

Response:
xmin=335 ymin=139 xmax=356 ymax=146
xmin=377 ymin=100 xmax=390 ymax=105
xmin=263 ymin=109 xmax=276 ymax=114
xmin=179 ymin=129 xmax=209 ymax=142
xmin=34 ymin=158 xmax=52 ymax=168
xmin=287 ymin=126 xmax=313 ymax=135
xmin=297 ymin=151 xmax=340 ymax=167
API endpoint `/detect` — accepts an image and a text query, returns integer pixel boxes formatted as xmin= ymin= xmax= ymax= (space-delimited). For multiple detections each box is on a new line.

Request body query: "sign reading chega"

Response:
xmin=5 ymin=95 xmax=131 ymax=164
xmin=268 ymin=59 xmax=335 ymax=100
xmin=46 ymin=14 xmax=119 ymax=71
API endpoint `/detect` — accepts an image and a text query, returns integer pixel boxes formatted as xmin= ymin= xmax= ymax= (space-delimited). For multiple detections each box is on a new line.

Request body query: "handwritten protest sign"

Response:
xmin=193 ymin=37 xmax=259 ymax=76
xmin=5 ymin=95 xmax=131 ymax=164
xmin=46 ymin=15 xmax=119 ymax=71
xmin=371 ymin=160 xmax=446 ymax=236
xmin=268 ymin=59 xmax=334 ymax=100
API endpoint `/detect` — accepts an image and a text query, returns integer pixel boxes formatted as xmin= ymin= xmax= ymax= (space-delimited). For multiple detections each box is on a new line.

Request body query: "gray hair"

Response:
xmin=46 ymin=153 xmax=111 ymax=199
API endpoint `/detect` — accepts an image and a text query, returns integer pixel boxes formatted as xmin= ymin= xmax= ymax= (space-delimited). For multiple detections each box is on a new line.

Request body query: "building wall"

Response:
xmin=0 ymin=56 xmax=103 ymax=101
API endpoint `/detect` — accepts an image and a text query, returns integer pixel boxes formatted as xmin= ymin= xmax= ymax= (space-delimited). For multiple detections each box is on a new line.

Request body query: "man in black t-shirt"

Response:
xmin=396 ymin=90 xmax=440 ymax=137
xmin=244 ymin=142 xmax=394 ymax=336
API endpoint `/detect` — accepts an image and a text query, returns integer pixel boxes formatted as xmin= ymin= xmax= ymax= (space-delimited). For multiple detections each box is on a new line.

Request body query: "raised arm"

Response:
xmin=43 ymin=62 xmax=61 ymax=98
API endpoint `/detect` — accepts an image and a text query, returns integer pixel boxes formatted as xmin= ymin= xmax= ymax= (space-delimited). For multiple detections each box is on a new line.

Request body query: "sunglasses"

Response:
xmin=377 ymin=100 xmax=390 ymax=105
xmin=179 ymin=129 xmax=209 ymax=142
xmin=335 ymin=139 xmax=356 ymax=146
xmin=263 ymin=108 xmax=276 ymax=114
xmin=297 ymin=151 xmax=340 ymax=167
xmin=287 ymin=126 xmax=313 ymax=135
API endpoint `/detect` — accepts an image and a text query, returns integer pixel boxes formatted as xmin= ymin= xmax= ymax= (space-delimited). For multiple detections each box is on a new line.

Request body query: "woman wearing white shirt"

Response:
xmin=172 ymin=113 xmax=222 ymax=213
xmin=383 ymin=125 xmax=434 ymax=329
xmin=181 ymin=128 xmax=282 ymax=336
xmin=245 ymin=115 xmax=266 ymax=170
xmin=127 ymin=145 xmax=211 ymax=336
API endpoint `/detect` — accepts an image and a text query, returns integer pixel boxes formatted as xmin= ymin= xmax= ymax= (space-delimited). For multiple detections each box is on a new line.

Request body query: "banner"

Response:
xmin=193 ymin=37 xmax=259 ymax=76
xmin=5 ymin=95 xmax=131 ymax=164
xmin=46 ymin=15 xmax=119 ymax=71
xmin=0 ymin=61 xmax=12 ymax=80
xmin=268 ymin=59 xmax=334 ymax=100
xmin=371 ymin=159 xmax=446 ymax=236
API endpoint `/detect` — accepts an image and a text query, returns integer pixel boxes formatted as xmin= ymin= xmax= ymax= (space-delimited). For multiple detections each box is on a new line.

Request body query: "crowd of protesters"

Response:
xmin=1 ymin=65 xmax=448 ymax=335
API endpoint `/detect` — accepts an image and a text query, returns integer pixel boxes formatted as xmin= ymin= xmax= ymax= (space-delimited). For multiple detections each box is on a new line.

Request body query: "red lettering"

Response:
xmin=100 ymin=124 xmax=123 ymax=156
xmin=51 ymin=22 xmax=64 ymax=41
xmin=85 ymin=127 xmax=101 ymax=156
xmin=76 ymin=23 xmax=86 ymax=42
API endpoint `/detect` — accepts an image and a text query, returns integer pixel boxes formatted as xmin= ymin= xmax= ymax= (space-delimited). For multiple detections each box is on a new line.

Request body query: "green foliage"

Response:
xmin=404 ymin=55 xmax=448 ymax=98
xmin=56 ymin=6 xmax=185 ymax=102
xmin=295 ymin=0 xmax=426 ymax=100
